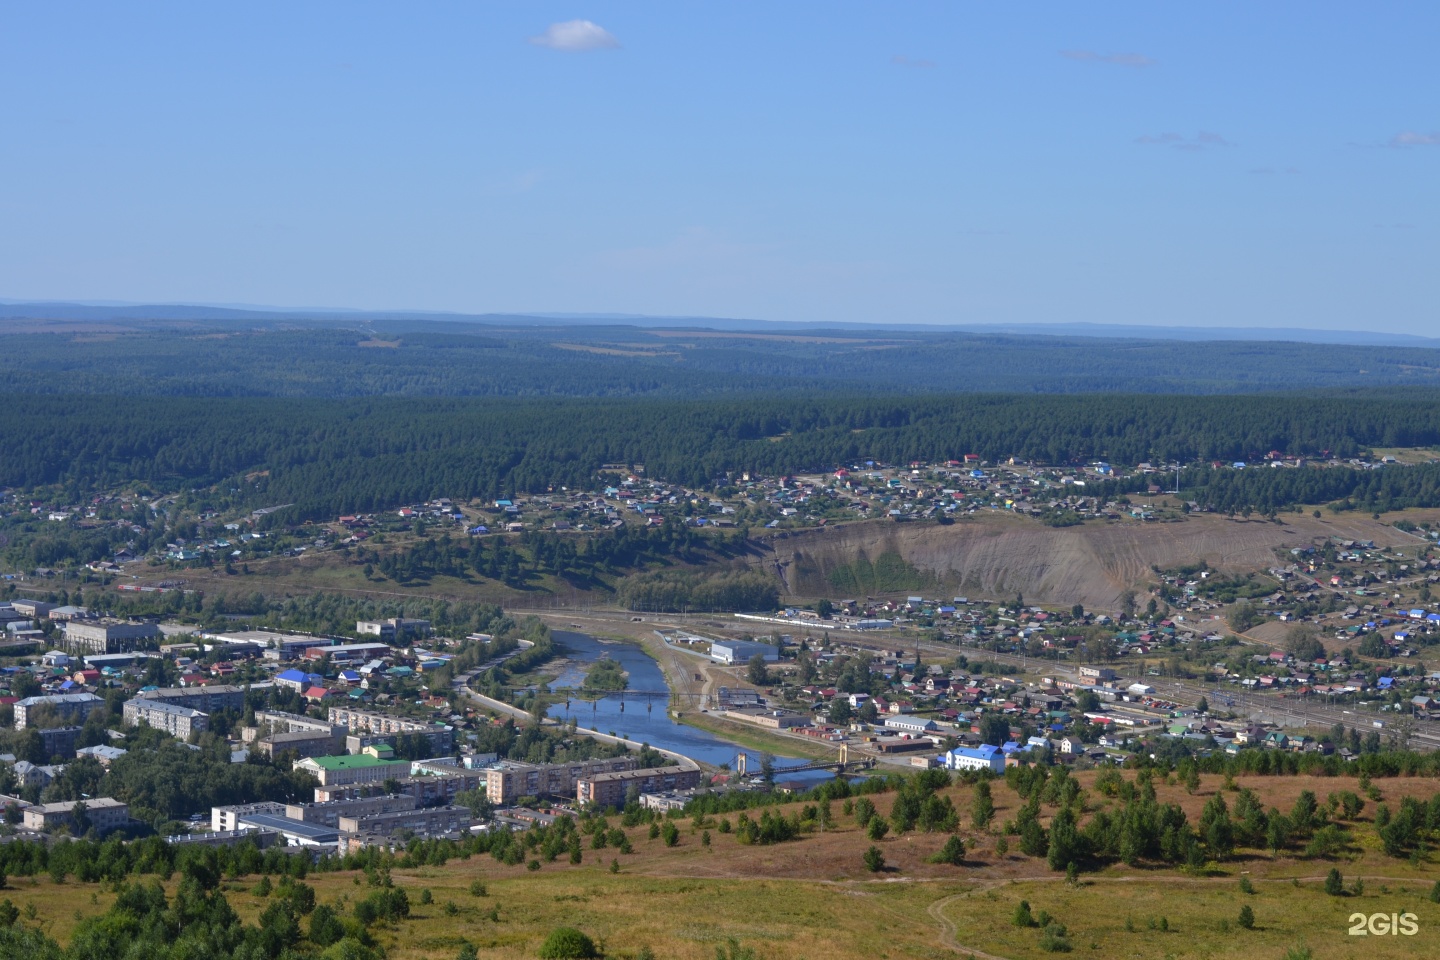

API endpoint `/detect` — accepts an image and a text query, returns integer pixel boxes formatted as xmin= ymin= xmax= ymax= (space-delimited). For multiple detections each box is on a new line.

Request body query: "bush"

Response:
xmin=863 ymin=846 xmax=885 ymax=872
xmin=470 ymin=880 xmax=487 ymax=897
xmin=1238 ymin=905 xmax=1255 ymax=930
xmin=1239 ymin=876 xmax=1254 ymax=895
xmin=1038 ymin=922 xmax=1072 ymax=953
xmin=537 ymin=927 xmax=599 ymax=959
xmin=1324 ymin=868 xmax=1344 ymax=896
xmin=866 ymin=818 xmax=889 ymax=841
xmin=1012 ymin=900 xmax=1036 ymax=928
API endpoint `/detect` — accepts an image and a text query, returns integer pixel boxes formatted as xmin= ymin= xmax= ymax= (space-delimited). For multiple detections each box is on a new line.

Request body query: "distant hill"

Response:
xmin=2 ymin=299 xmax=1436 ymax=347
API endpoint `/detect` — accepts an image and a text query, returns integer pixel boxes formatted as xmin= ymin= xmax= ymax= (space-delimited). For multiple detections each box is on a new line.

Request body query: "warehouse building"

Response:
xmin=286 ymin=793 xmax=417 ymax=827
xmin=709 ymin=639 xmax=779 ymax=665
xmin=62 ymin=619 xmax=161 ymax=655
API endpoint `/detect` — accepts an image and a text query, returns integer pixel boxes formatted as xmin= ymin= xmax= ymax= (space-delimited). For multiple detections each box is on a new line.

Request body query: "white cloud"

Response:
xmin=529 ymin=20 xmax=620 ymax=52
xmin=1137 ymin=130 xmax=1233 ymax=151
xmin=891 ymin=55 xmax=936 ymax=69
xmin=1389 ymin=131 xmax=1440 ymax=147
xmin=1062 ymin=50 xmax=1155 ymax=68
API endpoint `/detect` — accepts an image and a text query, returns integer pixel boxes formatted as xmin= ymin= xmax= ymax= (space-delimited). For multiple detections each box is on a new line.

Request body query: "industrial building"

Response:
xmin=709 ymin=639 xmax=779 ymax=665
xmin=883 ymin=716 xmax=939 ymax=735
xmin=207 ymin=630 xmax=335 ymax=659
xmin=213 ymin=801 xmax=289 ymax=833
xmin=235 ymin=812 xmax=339 ymax=847
xmin=302 ymin=642 xmax=392 ymax=663
xmin=286 ymin=793 xmax=417 ymax=827
xmin=356 ymin=618 xmax=430 ymax=641
xmin=62 ymin=619 xmax=161 ymax=655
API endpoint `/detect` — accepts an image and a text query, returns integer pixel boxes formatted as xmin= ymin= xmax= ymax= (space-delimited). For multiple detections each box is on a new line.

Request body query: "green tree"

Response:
xmin=863 ymin=846 xmax=885 ymax=872
xmin=971 ymin=780 xmax=995 ymax=829
xmin=746 ymin=653 xmax=771 ymax=687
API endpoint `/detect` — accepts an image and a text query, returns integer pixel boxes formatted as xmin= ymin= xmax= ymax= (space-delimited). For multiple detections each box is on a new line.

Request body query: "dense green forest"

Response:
xmin=5 ymin=392 xmax=1440 ymax=522
xmin=1102 ymin=461 xmax=1440 ymax=516
xmin=4 ymin=320 xmax=1440 ymax=396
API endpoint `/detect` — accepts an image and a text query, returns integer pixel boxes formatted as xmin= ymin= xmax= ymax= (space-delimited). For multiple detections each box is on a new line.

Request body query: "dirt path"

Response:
xmin=927 ymin=890 xmax=1014 ymax=960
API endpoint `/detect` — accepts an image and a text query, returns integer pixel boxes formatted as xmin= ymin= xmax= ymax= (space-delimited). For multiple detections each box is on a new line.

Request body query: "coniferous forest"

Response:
xmin=3 ymin=321 xmax=1440 ymax=520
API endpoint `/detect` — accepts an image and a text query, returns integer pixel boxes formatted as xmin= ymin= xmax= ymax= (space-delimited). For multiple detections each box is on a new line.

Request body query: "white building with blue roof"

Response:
xmin=943 ymin=744 xmax=1005 ymax=773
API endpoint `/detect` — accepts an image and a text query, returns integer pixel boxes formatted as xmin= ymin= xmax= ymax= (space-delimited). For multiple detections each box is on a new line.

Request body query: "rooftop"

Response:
xmin=301 ymin=754 xmax=408 ymax=771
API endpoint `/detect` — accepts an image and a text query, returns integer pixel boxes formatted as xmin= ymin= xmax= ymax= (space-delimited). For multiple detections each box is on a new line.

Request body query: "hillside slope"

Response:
xmin=760 ymin=511 xmax=1413 ymax=612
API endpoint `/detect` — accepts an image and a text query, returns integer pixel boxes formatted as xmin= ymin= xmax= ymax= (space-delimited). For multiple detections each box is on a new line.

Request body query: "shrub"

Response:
xmin=866 ymin=818 xmax=889 ymax=841
xmin=929 ymin=835 xmax=965 ymax=866
xmin=419 ymin=889 xmax=433 ymax=905
xmin=470 ymin=880 xmax=487 ymax=897
xmin=538 ymin=927 xmax=599 ymax=959
xmin=1239 ymin=876 xmax=1254 ymax=895
xmin=1038 ymin=922 xmax=1072 ymax=953
xmin=1324 ymin=868 xmax=1344 ymax=896
xmin=1238 ymin=905 xmax=1254 ymax=930
xmin=863 ymin=846 xmax=885 ymax=872
xmin=1012 ymin=900 xmax=1036 ymax=928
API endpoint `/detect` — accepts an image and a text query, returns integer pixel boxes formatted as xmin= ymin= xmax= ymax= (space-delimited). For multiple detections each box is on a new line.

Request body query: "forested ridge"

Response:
xmin=5 ymin=321 xmax=1440 ymax=396
xmin=5 ymin=392 xmax=1440 ymax=520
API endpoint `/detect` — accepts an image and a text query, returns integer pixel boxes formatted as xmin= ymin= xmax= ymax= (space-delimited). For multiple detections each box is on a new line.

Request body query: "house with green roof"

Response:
xmin=294 ymin=752 xmax=409 ymax=786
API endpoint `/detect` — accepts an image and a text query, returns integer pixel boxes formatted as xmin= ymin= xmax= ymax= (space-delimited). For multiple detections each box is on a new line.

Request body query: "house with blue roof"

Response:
xmin=276 ymin=668 xmax=310 ymax=692
xmin=943 ymin=744 xmax=1005 ymax=773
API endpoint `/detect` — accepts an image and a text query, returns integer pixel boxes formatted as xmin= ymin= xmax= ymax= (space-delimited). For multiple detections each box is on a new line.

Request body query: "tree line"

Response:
xmin=7 ymin=391 xmax=1440 ymax=521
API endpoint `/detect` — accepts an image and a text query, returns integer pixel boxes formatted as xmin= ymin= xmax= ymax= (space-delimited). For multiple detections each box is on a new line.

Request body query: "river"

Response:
xmin=545 ymin=631 xmax=839 ymax=788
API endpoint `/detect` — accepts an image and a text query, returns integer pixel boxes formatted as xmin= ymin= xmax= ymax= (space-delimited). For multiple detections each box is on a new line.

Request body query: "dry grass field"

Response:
xmin=7 ymin=771 xmax=1440 ymax=959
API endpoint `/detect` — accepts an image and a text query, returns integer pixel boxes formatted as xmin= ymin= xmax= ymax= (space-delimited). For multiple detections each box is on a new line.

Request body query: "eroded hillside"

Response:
xmin=758 ymin=511 xmax=1416 ymax=612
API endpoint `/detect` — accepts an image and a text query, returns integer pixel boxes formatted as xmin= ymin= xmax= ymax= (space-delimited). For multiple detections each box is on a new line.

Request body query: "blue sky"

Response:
xmin=1 ymin=3 xmax=1435 ymax=331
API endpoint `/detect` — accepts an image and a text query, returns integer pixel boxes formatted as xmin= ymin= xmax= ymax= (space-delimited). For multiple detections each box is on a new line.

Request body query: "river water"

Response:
xmin=545 ymin=631 xmax=837 ymax=787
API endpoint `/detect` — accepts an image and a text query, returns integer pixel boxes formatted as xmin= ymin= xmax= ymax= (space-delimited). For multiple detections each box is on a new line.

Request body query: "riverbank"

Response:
xmin=670 ymin=708 xmax=840 ymax=763
xmin=578 ymin=624 xmax=846 ymax=765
